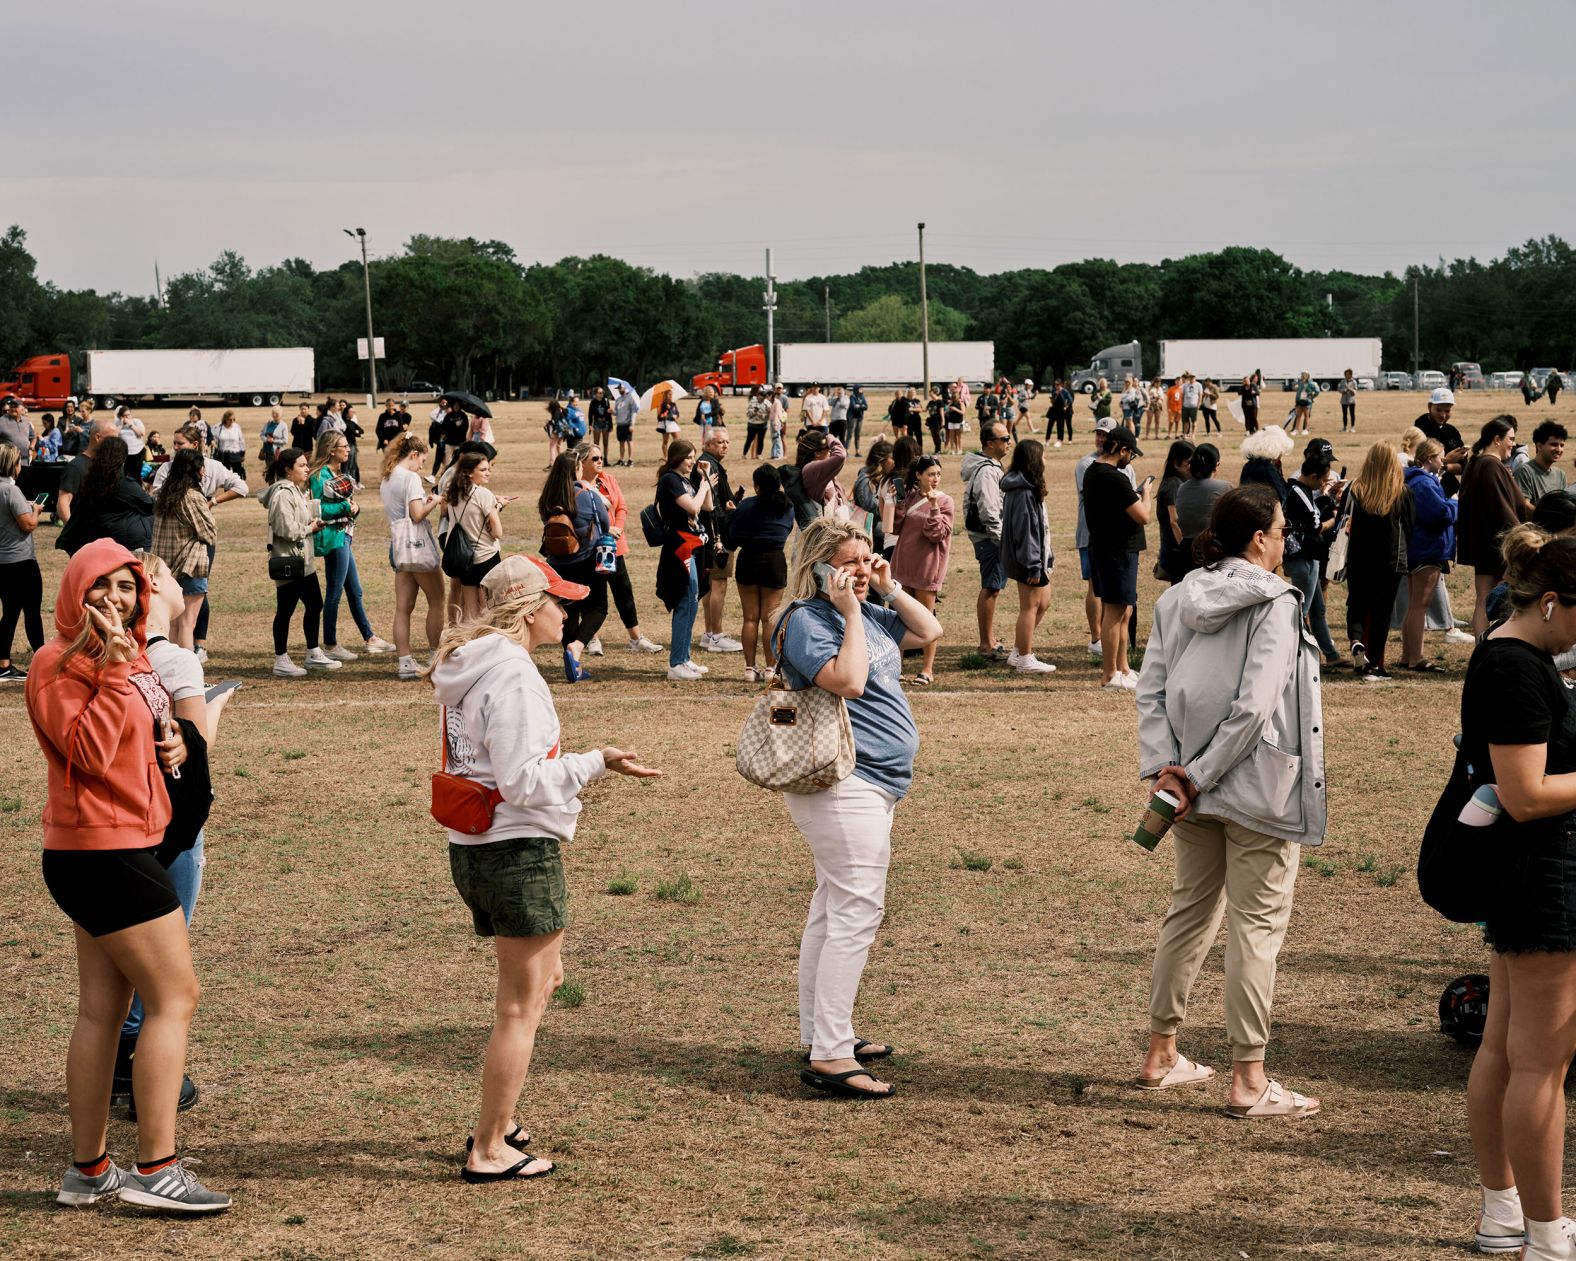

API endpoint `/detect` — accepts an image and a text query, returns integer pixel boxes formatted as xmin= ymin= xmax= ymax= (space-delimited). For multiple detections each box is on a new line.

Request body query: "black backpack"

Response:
xmin=1416 ymin=744 xmax=1508 ymax=923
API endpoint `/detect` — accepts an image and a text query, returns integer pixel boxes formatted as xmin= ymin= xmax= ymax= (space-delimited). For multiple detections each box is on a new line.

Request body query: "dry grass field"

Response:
xmin=3 ymin=385 xmax=1576 ymax=1259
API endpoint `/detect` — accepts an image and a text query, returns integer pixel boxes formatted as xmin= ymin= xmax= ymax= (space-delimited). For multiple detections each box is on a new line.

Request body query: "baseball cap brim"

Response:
xmin=526 ymin=555 xmax=590 ymax=602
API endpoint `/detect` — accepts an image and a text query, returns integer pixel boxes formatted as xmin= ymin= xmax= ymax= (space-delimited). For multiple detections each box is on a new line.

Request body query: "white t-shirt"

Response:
xmin=381 ymin=466 xmax=426 ymax=524
xmin=1181 ymin=382 xmax=1202 ymax=408
xmin=147 ymin=637 xmax=205 ymax=702
xmin=456 ymin=486 xmax=501 ymax=563
xmin=151 ymin=455 xmax=249 ymax=499
xmin=803 ymin=394 xmax=828 ymax=424
xmin=215 ymin=424 xmax=246 ymax=454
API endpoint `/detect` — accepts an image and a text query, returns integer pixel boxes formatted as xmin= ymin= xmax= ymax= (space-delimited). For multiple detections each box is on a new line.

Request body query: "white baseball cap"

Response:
xmin=1430 ymin=387 xmax=1456 ymax=406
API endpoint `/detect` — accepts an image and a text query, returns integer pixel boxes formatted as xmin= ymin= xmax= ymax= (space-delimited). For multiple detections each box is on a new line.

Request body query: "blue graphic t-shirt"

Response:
xmin=777 ymin=598 xmax=919 ymax=799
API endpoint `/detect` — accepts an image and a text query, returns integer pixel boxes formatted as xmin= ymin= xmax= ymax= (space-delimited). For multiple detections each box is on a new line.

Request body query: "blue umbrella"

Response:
xmin=607 ymin=377 xmax=637 ymax=399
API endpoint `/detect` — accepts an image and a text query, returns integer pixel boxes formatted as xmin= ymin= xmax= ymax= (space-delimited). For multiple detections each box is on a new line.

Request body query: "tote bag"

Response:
xmin=391 ymin=516 xmax=441 ymax=573
xmin=735 ymin=604 xmax=855 ymax=794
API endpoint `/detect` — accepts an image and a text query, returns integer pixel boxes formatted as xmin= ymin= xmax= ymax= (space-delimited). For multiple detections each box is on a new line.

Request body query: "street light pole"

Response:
xmin=918 ymin=222 xmax=930 ymax=400
xmin=764 ymin=247 xmax=777 ymax=386
xmin=345 ymin=227 xmax=378 ymax=406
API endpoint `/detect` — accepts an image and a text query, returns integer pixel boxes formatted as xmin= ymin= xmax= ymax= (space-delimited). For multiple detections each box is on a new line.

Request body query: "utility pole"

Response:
xmin=344 ymin=227 xmax=378 ymax=405
xmin=917 ymin=222 xmax=930 ymax=399
xmin=1418 ymin=271 xmax=1431 ymax=379
xmin=763 ymin=248 xmax=777 ymax=386
xmin=824 ymin=284 xmax=831 ymax=342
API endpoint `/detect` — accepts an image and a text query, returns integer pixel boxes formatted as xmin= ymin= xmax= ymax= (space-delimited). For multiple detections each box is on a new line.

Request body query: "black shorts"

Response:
xmin=616 ymin=427 xmax=633 ymax=443
xmin=734 ymin=548 xmax=788 ymax=590
xmin=461 ymin=551 xmax=502 ymax=588
xmin=1089 ymin=550 xmax=1139 ymax=608
xmin=42 ymin=847 xmax=180 ymax=937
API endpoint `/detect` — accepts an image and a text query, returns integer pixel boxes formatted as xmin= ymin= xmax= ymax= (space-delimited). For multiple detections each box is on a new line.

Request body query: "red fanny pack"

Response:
xmin=431 ymin=707 xmax=504 ymax=835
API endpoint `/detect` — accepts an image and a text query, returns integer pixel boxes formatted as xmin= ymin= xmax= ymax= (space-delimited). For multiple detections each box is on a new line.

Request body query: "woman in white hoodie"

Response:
xmin=428 ymin=554 xmax=660 ymax=1184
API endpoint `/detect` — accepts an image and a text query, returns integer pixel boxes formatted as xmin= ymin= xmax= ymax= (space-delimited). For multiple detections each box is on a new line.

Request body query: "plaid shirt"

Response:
xmin=152 ymin=488 xmax=216 ymax=579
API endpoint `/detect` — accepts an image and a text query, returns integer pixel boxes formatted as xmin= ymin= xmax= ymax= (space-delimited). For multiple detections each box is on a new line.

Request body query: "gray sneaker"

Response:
xmin=118 ymin=1160 xmax=232 ymax=1213
xmin=57 ymin=1160 xmax=125 ymax=1206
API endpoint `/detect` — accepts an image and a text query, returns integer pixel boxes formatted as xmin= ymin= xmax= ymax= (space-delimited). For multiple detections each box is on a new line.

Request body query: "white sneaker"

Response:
xmin=397 ymin=655 xmax=422 ymax=680
xmin=586 ymin=637 xmax=604 ymax=657
xmin=1124 ymin=670 xmax=1141 ymax=687
xmin=743 ymin=666 xmax=759 ymax=683
xmin=1053 ymin=440 xmax=1062 ymax=449
xmin=325 ymin=644 xmax=358 ymax=662
xmin=1445 ymin=627 xmax=1477 ymax=644
xmin=1521 ymin=1217 xmax=1576 ymax=1261
xmin=666 ymin=661 xmax=704 ymax=680
xmin=273 ymin=654 xmax=306 ymax=678
xmin=691 ymin=660 xmax=709 ymax=674
xmin=194 ymin=646 xmax=208 ymax=664
xmin=761 ymin=666 xmax=777 ymax=682
xmin=1012 ymin=653 xmax=1057 ymax=674
xmin=1475 ymin=1211 xmax=1525 ymax=1254
xmin=304 ymin=647 xmax=342 ymax=670
xmin=701 ymin=632 xmax=744 ymax=652
xmin=626 ymin=635 xmax=664 ymax=653
xmin=1087 ymin=640 xmax=1102 ymax=657
xmin=364 ymin=636 xmax=397 ymax=655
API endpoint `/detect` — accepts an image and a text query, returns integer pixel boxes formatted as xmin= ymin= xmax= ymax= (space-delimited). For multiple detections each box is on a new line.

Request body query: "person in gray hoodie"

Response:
xmin=1134 ymin=484 xmax=1327 ymax=1120
xmin=961 ymin=421 xmax=1011 ymax=657
xmin=429 ymin=554 xmax=660 ymax=1183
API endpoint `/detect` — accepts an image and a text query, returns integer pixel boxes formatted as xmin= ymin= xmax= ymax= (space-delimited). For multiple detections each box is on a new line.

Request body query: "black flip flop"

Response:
xmin=460 ymin=1153 xmax=554 ymax=1183
xmin=800 ymin=1038 xmax=894 ymax=1063
xmin=800 ymin=1066 xmax=895 ymax=1099
xmin=1406 ymin=660 xmax=1444 ymax=673
xmin=465 ymin=1125 xmax=531 ymax=1154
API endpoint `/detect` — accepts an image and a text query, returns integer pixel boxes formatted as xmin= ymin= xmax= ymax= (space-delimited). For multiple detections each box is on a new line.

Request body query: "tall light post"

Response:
xmin=344 ymin=227 xmax=378 ymax=406
xmin=917 ymin=222 xmax=930 ymax=399
xmin=763 ymin=247 xmax=777 ymax=386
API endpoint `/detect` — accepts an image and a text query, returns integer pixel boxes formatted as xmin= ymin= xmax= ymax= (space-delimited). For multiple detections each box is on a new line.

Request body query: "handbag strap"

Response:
xmin=439 ymin=705 xmax=448 ymax=771
xmin=769 ymin=600 xmax=819 ymax=693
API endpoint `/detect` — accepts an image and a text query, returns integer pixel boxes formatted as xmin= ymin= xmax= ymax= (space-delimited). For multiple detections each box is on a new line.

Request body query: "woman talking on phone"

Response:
xmin=429 ymin=555 xmax=661 ymax=1182
xmin=26 ymin=539 xmax=230 ymax=1212
xmin=775 ymin=517 xmax=942 ymax=1099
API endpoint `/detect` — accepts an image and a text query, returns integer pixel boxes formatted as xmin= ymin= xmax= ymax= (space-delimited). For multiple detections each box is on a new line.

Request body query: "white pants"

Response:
xmin=786 ymin=774 xmax=897 ymax=1060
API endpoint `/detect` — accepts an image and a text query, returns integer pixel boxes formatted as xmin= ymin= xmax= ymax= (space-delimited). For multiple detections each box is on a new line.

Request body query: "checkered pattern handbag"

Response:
xmin=735 ymin=605 xmax=856 ymax=794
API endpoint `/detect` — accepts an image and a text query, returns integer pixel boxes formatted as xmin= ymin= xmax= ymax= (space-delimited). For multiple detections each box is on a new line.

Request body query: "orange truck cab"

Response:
xmin=0 ymin=354 xmax=72 ymax=408
xmin=691 ymin=344 xmax=768 ymax=394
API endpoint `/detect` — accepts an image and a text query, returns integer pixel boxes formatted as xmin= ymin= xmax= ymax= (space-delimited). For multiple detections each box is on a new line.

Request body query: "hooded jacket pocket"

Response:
xmin=1221 ymin=736 xmax=1303 ymax=831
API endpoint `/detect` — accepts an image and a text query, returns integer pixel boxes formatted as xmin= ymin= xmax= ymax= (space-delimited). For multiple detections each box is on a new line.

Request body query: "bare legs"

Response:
xmin=738 ymin=584 xmax=782 ymax=670
xmin=466 ymin=930 xmax=563 ymax=1178
xmin=1084 ymin=578 xmax=1101 ymax=648
xmin=1014 ymin=580 xmax=1050 ymax=656
xmin=975 ymin=587 xmax=1000 ymax=651
xmin=1401 ymin=566 xmax=1440 ymax=666
xmin=912 ymin=588 xmax=939 ymax=677
xmin=1472 ymin=571 xmax=1501 ymax=637
xmin=393 ymin=570 xmax=447 ymax=658
xmin=1100 ymin=601 xmax=1131 ymax=684
xmin=172 ymin=594 xmax=204 ymax=650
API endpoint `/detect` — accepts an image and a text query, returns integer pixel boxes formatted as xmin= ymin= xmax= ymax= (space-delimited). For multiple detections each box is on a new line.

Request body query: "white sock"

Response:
xmin=1481 ymin=1184 xmax=1522 ymax=1222
xmin=1525 ymin=1217 xmax=1571 ymax=1251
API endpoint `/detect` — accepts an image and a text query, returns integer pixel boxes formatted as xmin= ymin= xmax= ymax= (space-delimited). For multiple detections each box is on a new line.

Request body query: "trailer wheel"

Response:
xmin=99 ymin=396 xmax=115 ymax=410
xmin=245 ymin=393 xmax=264 ymax=407
xmin=267 ymin=393 xmax=280 ymax=406
xmin=1079 ymin=382 xmax=1095 ymax=394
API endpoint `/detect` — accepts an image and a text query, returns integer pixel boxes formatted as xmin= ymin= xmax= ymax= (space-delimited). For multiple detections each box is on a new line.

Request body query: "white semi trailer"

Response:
xmin=1158 ymin=339 xmax=1382 ymax=389
xmin=85 ymin=348 xmax=317 ymax=408
xmin=776 ymin=341 xmax=995 ymax=392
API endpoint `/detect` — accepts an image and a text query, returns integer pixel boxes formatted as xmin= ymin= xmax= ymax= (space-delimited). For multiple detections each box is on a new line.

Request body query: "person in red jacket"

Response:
xmin=25 ymin=538 xmax=230 ymax=1213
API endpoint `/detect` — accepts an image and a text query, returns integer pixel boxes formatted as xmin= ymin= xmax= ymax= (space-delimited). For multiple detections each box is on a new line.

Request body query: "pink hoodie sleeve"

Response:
xmin=31 ymin=662 xmax=140 ymax=779
xmin=921 ymin=492 xmax=954 ymax=541
xmin=802 ymin=436 xmax=847 ymax=505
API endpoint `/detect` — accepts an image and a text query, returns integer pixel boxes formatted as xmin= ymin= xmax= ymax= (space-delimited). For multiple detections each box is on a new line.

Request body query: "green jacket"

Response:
xmin=308 ymin=466 xmax=356 ymax=556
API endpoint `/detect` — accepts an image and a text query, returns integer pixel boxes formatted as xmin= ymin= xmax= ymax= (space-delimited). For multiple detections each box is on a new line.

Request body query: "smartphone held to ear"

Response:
xmin=812 ymin=562 xmax=837 ymax=595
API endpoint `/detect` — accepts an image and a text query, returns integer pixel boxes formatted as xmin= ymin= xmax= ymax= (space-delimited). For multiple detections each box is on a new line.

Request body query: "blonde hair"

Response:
xmin=310 ymin=430 xmax=346 ymax=477
xmin=57 ymin=560 xmax=146 ymax=676
xmin=1399 ymin=425 xmax=1425 ymax=454
xmin=381 ymin=431 xmax=428 ymax=479
xmin=1413 ymin=437 xmax=1444 ymax=466
xmin=0 ymin=444 xmax=18 ymax=479
xmin=426 ymin=591 xmax=546 ymax=675
xmin=1351 ymin=441 xmax=1406 ymax=517
xmin=1501 ymin=524 xmax=1576 ymax=611
xmin=782 ymin=516 xmax=873 ymax=607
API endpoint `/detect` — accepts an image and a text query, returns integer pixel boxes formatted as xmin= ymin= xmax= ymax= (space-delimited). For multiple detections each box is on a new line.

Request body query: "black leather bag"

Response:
xmin=268 ymin=551 xmax=306 ymax=581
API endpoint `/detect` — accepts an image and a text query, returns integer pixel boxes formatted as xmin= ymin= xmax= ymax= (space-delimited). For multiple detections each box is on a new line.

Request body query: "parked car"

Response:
xmin=1356 ymin=377 xmax=1376 ymax=390
xmin=398 ymin=379 xmax=444 ymax=400
xmin=1452 ymin=362 xmax=1485 ymax=389
xmin=1415 ymin=370 xmax=1448 ymax=391
xmin=1382 ymin=371 xmax=1413 ymax=390
xmin=1531 ymin=368 xmax=1559 ymax=390
xmin=1488 ymin=371 xmax=1525 ymax=390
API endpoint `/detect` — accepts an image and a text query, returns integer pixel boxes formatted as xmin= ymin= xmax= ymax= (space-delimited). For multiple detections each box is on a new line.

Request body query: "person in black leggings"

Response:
xmin=260 ymin=448 xmax=338 ymax=677
xmin=0 ymin=443 xmax=45 ymax=679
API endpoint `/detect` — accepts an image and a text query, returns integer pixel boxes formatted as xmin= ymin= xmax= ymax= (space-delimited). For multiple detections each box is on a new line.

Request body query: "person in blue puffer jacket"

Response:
xmin=1400 ymin=438 xmax=1458 ymax=670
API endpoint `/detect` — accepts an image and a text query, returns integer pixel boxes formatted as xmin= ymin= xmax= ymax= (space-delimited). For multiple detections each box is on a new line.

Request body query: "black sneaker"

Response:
xmin=0 ymin=664 xmax=26 ymax=682
xmin=128 ymin=1074 xmax=199 ymax=1120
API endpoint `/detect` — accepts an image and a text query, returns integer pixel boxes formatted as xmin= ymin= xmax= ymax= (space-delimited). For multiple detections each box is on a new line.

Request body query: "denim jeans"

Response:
xmin=770 ymin=429 xmax=784 ymax=460
xmin=322 ymin=543 xmax=375 ymax=645
xmin=669 ymin=556 xmax=699 ymax=667
xmin=122 ymin=832 xmax=204 ymax=1038
xmin=1282 ymin=554 xmax=1338 ymax=657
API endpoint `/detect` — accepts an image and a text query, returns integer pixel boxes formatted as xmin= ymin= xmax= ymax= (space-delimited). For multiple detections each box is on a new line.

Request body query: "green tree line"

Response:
xmin=3 ymin=224 xmax=1574 ymax=394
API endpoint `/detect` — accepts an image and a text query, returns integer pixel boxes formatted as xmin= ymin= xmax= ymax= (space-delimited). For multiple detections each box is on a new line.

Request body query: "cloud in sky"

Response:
xmin=11 ymin=0 xmax=1574 ymax=294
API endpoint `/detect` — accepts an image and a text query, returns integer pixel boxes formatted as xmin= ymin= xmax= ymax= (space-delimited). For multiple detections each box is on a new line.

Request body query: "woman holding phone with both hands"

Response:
xmin=775 ymin=518 xmax=942 ymax=1098
xmin=26 ymin=539 xmax=231 ymax=1212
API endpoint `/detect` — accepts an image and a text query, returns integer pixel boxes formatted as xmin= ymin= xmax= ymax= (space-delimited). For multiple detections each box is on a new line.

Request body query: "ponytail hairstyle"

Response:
xmin=1188 ymin=442 xmax=1221 ymax=480
xmin=751 ymin=463 xmax=790 ymax=515
xmin=1499 ymin=523 xmax=1576 ymax=614
xmin=795 ymin=428 xmax=830 ymax=469
xmin=1007 ymin=439 xmax=1047 ymax=504
xmin=1412 ymin=437 xmax=1444 ymax=467
xmin=863 ymin=439 xmax=894 ymax=477
xmin=906 ymin=454 xmax=942 ymax=497
xmin=380 ymin=431 xmax=428 ymax=479
xmin=1164 ymin=439 xmax=1196 ymax=480
xmin=1193 ymin=484 xmax=1281 ymax=568
xmin=1472 ymin=415 xmax=1516 ymax=457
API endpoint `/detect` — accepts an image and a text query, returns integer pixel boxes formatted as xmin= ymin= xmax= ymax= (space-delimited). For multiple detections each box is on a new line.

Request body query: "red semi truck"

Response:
xmin=0 ymin=354 xmax=72 ymax=408
xmin=691 ymin=344 xmax=768 ymax=394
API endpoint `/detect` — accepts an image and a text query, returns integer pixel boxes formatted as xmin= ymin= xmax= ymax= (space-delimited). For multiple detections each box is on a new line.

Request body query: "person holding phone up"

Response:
xmin=1082 ymin=426 xmax=1152 ymax=691
xmin=775 ymin=518 xmax=942 ymax=1099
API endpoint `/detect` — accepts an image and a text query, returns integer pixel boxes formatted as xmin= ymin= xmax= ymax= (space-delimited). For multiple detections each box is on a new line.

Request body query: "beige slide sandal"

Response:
xmin=1223 ymin=1079 xmax=1321 ymax=1119
xmin=1135 ymin=1054 xmax=1216 ymax=1091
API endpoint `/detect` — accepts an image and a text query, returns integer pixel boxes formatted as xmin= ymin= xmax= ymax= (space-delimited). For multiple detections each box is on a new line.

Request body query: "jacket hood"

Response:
xmin=54 ymin=537 xmax=149 ymax=645
xmin=430 ymin=631 xmax=535 ymax=706
xmin=1000 ymin=470 xmax=1034 ymax=493
xmin=258 ymin=478 xmax=299 ymax=509
xmin=961 ymin=451 xmax=1000 ymax=480
xmin=1404 ymin=464 xmax=1439 ymax=487
xmin=1174 ymin=559 xmax=1292 ymax=634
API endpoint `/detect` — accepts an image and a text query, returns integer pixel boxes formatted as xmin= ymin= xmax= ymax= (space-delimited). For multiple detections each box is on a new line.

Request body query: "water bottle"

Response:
xmin=594 ymin=532 xmax=617 ymax=575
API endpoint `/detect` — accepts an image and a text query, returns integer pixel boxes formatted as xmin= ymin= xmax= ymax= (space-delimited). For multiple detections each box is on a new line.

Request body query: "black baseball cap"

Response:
xmin=1105 ymin=426 xmax=1143 ymax=456
xmin=1304 ymin=437 xmax=1334 ymax=461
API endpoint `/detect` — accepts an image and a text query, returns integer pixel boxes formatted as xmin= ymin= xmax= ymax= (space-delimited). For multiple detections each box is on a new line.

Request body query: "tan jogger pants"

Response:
xmin=1147 ymin=813 xmax=1300 ymax=1062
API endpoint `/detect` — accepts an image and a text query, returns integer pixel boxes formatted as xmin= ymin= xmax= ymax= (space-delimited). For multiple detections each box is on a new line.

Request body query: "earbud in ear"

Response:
xmin=1546 ymin=603 xmax=1556 ymax=622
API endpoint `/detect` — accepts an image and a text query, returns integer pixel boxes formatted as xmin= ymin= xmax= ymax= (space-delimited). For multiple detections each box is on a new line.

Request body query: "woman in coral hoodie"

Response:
xmin=25 ymin=539 xmax=231 ymax=1214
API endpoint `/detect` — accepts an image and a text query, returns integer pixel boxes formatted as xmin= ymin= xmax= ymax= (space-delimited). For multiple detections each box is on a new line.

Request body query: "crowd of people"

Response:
xmin=14 ymin=377 xmax=1576 ymax=1256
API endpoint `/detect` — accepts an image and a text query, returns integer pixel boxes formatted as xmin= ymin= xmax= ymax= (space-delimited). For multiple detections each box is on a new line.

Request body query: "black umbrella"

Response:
xmin=440 ymin=389 xmax=492 ymax=418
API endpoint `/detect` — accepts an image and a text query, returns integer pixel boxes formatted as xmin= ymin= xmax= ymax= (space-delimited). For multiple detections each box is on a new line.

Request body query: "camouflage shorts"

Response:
xmin=449 ymin=836 xmax=567 ymax=938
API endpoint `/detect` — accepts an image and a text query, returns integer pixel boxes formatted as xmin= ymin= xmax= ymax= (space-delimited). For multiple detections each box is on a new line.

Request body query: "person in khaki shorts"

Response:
xmin=1133 ymin=484 xmax=1328 ymax=1119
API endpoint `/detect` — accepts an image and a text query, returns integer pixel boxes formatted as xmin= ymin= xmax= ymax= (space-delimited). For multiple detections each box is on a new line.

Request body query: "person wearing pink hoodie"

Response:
xmin=25 ymin=539 xmax=230 ymax=1214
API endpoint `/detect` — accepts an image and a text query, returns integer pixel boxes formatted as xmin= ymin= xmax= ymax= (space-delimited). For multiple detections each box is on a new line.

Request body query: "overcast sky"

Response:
xmin=11 ymin=0 xmax=1574 ymax=295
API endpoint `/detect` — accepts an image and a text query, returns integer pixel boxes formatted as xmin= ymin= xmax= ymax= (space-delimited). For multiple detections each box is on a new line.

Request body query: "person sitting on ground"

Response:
xmin=1135 ymin=484 xmax=1325 ymax=1120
